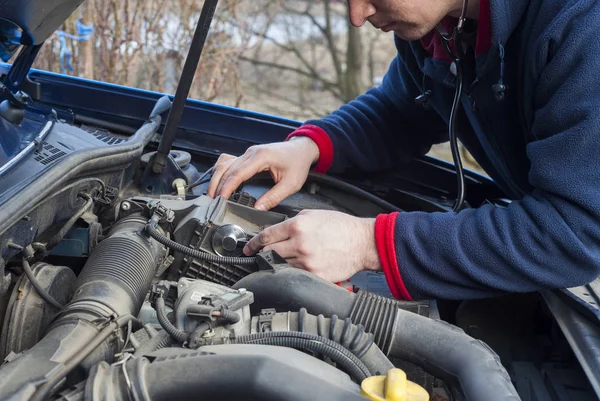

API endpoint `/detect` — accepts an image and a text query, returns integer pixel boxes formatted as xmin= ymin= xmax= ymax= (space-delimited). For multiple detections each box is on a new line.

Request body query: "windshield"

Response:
xmin=25 ymin=1 xmax=486 ymax=176
xmin=0 ymin=112 xmax=48 ymax=171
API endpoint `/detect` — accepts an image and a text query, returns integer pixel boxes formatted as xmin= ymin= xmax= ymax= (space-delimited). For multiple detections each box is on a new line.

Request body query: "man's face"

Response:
xmin=347 ymin=0 xmax=457 ymax=40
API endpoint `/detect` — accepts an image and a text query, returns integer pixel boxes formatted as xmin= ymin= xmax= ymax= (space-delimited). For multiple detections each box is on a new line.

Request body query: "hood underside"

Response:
xmin=0 ymin=0 xmax=83 ymax=60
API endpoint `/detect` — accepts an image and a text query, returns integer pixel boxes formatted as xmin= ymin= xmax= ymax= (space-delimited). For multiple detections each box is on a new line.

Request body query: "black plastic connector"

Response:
xmin=150 ymin=280 xmax=173 ymax=308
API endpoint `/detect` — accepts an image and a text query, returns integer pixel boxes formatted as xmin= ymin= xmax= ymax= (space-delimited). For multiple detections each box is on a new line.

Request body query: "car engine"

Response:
xmin=0 ymin=91 xmax=528 ymax=399
xmin=0 ymin=110 xmax=521 ymax=401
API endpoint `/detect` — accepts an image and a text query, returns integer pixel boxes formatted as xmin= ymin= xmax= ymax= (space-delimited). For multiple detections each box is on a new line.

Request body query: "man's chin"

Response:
xmin=393 ymin=25 xmax=434 ymax=41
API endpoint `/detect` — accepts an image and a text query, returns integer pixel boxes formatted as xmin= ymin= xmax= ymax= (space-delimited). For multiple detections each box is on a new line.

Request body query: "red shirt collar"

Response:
xmin=419 ymin=0 xmax=492 ymax=61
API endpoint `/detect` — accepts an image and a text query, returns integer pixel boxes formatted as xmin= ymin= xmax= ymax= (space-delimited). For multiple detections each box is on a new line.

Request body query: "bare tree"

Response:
xmin=32 ymin=0 xmax=254 ymax=106
xmin=26 ymin=0 xmax=483 ymax=173
xmin=234 ymin=0 xmax=396 ymax=120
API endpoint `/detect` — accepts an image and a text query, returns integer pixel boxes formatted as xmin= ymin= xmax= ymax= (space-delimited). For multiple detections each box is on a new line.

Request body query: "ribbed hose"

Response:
xmin=233 ymin=331 xmax=371 ymax=382
xmin=349 ymin=291 xmax=399 ymax=355
xmin=145 ymin=223 xmax=256 ymax=266
xmin=0 ymin=218 xmax=165 ymax=400
xmin=234 ymin=268 xmax=521 ymax=401
xmin=155 ymin=333 xmax=175 ymax=349
xmin=278 ymin=308 xmax=393 ymax=375
xmin=313 ymin=312 xmax=372 ymax=358
xmin=77 ymin=234 xmax=154 ymax=295
xmin=73 ymin=218 xmax=163 ymax=316
xmin=155 ymin=297 xmax=188 ymax=344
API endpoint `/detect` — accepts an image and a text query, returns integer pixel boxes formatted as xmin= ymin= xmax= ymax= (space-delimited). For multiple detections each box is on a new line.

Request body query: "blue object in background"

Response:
xmin=0 ymin=21 xmax=22 ymax=62
xmin=55 ymin=19 xmax=94 ymax=74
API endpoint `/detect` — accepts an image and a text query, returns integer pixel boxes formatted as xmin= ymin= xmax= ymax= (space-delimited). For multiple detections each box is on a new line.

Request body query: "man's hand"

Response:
xmin=243 ymin=210 xmax=382 ymax=282
xmin=207 ymin=137 xmax=320 ymax=211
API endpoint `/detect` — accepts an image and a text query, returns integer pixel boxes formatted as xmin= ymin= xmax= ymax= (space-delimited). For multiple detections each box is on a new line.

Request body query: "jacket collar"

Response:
xmin=405 ymin=0 xmax=530 ymax=84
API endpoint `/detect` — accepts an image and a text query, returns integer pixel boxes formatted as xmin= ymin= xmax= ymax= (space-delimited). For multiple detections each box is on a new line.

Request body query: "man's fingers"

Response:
xmin=243 ymin=221 xmax=293 ymax=255
xmin=254 ymin=180 xmax=299 ymax=211
xmin=207 ymin=154 xmax=236 ymax=198
xmin=262 ymin=241 xmax=296 ymax=259
xmin=215 ymin=153 xmax=268 ymax=199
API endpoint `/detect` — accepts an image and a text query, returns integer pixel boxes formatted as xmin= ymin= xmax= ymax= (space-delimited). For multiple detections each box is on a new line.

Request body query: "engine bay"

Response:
xmin=0 ymin=35 xmax=597 ymax=401
xmin=0 ymin=99 xmax=528 ymax=400
xmin=0 ymin=0 xmax=598 ymax=397
xmin=0 ymin=88 xmax=598 ymax=400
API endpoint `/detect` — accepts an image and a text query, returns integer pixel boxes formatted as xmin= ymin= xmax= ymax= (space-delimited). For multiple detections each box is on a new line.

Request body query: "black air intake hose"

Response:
xmin=233 ymin=266 xmax=521 ymax=401
xmin=255 ymin=308 xmax=394 ymax=376
xmin=70 ymin=216 xmax=166 ymax=317
xmin=0 ymin=216 xmax=165 ymax=400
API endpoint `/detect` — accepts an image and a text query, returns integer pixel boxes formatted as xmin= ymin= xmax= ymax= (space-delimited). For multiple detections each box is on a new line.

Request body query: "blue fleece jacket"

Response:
xmin=289 ymin=0 xmax=600 ymax=300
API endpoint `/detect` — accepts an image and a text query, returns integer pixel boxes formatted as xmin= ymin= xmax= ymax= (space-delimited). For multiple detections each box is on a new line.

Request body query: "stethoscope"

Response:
xmin=436 ymin=0 xmax=469 ymax=212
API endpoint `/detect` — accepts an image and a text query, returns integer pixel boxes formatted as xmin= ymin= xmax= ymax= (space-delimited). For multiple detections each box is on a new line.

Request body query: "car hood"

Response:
xmin=0 ymin=0 xmax=82 ymax=61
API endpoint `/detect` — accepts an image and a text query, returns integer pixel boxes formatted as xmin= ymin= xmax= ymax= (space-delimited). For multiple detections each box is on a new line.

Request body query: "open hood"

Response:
xmin=0 ymin=0 xmax=83 ymax=60
xmin=0 ymin=1 xmax=598 ymax=399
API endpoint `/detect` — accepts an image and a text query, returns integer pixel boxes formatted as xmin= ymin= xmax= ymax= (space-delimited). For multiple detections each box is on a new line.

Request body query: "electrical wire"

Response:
xmin=186 ymin=166 xmax=213 ymax=191
xmin=21 ymin=258 xmax=64 ymax=310
xmin=233 ymin=331 xmax=372 ymax=382
xmin=145 ymin=223 xmax=256 ymax=266
xmin=45 ymin=193 xmax=94 ymax=249
xmin=155 ymin=296 xmax=189 ymax=343
xmin=306 ymin=172 xmax=401 ymax=213
xmin=447 ymin=53 xmax=466 ymax=212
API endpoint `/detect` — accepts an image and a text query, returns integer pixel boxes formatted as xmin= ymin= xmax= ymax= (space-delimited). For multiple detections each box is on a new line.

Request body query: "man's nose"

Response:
xmin=347 ymin=0 xmax=376 ymax=27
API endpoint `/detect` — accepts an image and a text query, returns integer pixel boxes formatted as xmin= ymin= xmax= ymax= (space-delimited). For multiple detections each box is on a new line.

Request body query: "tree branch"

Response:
xmin=239 ymin=55 xmax=342 ymax=99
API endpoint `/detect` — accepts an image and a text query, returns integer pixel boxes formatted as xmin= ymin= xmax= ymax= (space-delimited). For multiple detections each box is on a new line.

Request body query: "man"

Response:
xmin=207 ymin=0 xmax=600 ymax=301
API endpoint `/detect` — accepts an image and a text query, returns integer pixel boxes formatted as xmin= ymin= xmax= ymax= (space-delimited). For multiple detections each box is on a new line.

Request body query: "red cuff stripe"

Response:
xmin=475 ymin=0 xmax=492 ymax=55
xmin=286 ymin=124 xmax=334 ymax=174
xmin=375 ymin=212 xmax=412 ymax=300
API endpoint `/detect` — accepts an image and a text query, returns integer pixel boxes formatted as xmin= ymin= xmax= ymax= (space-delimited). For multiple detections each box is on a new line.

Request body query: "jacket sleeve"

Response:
xmin=379 ymin=6 xmax=600 ymax=300
xmin=287 ymin=44 xmax=448 ymax=175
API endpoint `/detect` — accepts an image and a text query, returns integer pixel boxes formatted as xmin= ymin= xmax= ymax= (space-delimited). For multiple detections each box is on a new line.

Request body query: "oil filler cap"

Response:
xmin=360 ymin=368 xmax=429 ymax=401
